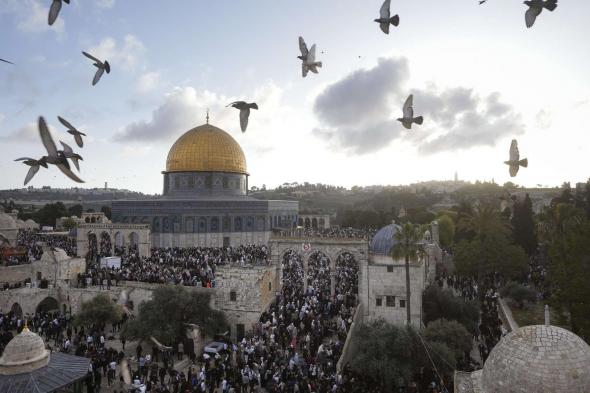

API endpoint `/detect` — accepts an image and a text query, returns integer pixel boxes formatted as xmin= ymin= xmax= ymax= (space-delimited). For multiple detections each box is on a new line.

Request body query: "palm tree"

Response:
xmin=391 ymin=222 xmax=425 ymax=326
xmin=457 ymin=203 xmax=509 ymax=242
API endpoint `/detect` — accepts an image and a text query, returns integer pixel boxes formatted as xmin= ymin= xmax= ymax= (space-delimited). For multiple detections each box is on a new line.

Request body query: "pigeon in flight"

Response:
xmin=0 ymin=58 xmax=14 ymax=65
xmin=48 ymin=0 xmax=70 ymax=26
xmin=58 ymin=116 xmax=86 ymax=147
xmin=504 ymin=139 xmax=528 ymax=177
xmin=14 ymin=157 xmax=48 ymax=185
xmin=298 ymin=37 xmax=323 ymax=78
xmin=60 ymin=141 xmax=83 ymax=171
xmin=38 ymin=116 xmax=84 ymax=183
xmin=397 ymin=94 xmax=423 ymax=129
xmin=524 ymin=0 xmax=557 ymax=28
xmin=227 ymin=101 xmax=258 ymax=133
xmin=82 ymin=51 xmax=111 ymax=86
xmin=374 ymin=0 xmax=400 ymax=34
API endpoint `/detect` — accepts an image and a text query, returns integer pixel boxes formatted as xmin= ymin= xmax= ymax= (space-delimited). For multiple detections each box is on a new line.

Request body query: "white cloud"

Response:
xmin=0 ymin=120 xmax=67 ymax=144
xmin=8 ymin=0 xmax=66 ymax=36
xmin=136 ymin=71 xmax=160 ymax=93
xmin=87 ymin=35 xmax=145 ymax=71
xmin=96 ymin=0 xmax=116 ymax=8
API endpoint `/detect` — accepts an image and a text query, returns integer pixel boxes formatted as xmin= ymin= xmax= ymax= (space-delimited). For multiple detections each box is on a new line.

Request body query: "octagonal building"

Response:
xmin=112 ymin=122 xmax=298 ymax=247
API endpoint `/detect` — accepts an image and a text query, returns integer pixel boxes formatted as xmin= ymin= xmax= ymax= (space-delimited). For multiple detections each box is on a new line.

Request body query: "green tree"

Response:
xmin=33 ymin=202 xmax=68 ymax=227
xmin=437 ymin=215 xmax=455 ymax=248
xmin=500 ymin=282 xmax=537 ymax=309
xmin=540 ymin=203 xmax=590 ymax=340
xmin=101 ymin=206 xmax=112 ymax=220
xmin=68 ymin=204 xmax=83 ymax=218
xmin=351 ymin=320 xmax=455 ymax=391
xmin=123 ymin=286 xmax=227 ymax=346
xmin=391 ymin=222 xmax=425 ymax=326
xmin=75 ymin=293 xmax=123 ymax=327
xmin=454 ymin=204 xmax=527 ymax=282
xmin=511 ymin=194 xmax=537 ymax=256
xmin=422 ymin=284 xmax=480 ymax=335
xmin=61 ymin=217 xmax=78 ymax=231
xmin=423 ymin=319 xmax=473 ymax=360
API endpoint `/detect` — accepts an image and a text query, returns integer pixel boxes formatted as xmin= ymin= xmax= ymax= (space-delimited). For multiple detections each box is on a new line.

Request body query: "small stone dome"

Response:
xmin=370 ymin=223 xmax=401 ymax=256
xmin=482 ymin=325 xmax=590 ymax=392
xmin=0 ymin=213 xmax=17 ymax=229
xmin=0 ymin=327 xmax=50 ymax=375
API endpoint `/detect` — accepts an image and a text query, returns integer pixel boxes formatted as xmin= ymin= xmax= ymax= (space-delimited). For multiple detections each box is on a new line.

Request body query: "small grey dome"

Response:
xmin=482 ymin=325 xmax=590 ymax=393
xmin=370 ymin=223 xmax=401 ymax=256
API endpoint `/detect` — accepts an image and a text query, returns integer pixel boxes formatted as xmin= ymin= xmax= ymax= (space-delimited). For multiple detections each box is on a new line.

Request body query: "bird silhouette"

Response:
xmin=0 ymin=58 xmax=14 ymax=65
xmin=38 ymin=116 xmax=84 ymax=183
xmin=14 ymin=157 xmax=48 ymax=185
xmin=48 ymin=0 xmax=70 ymax=26
xmin=60 ymin=141 xmax=83 ymax=171
xmin=504 ymin=139 xmax=528 ymax=177
xmin=524 ymin=0 xmax=557 ymax=28
xmin=227 ymin=101 xmax=258 ymax=133
xmin=58 ymin=116 xmax=86 ymax=148
xmin=374 ymin=0 xmax=400 ymax=34
xmin=479 ymin=0 xmax=488 ymax=4
xmin=82 ymin=51 xmax=111 ymax=86
xmin=298 ymin=37 xmax=322 ymax=78
xmin=397 ymin=95 xmax=423 ymax=129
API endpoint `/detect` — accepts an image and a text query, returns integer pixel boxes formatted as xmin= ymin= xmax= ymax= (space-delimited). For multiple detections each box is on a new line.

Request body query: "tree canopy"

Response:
xmin=123 ymin=286 xmax=228 ymax=345
xmin=75 ymin=293 xmax=123 ymax=327
xmin=350 ymin=320 xmax=455 ymax=391
xmin=422 ymin=284 xmax=480 ymax=335
xmin=437 ymin=214 xmax=455 ymax=248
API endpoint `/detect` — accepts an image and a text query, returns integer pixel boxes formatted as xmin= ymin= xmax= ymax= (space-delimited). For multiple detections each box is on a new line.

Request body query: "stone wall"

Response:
xmin=215 ymin=265 xmax=277 ymax=339
xmin=0 ymin=256 xmax=85 ymax=287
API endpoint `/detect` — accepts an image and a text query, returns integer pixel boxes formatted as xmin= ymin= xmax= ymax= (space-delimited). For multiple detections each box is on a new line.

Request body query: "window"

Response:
xmin=386 ymin=296 xmax=395 ymax=307
xmin=375 ymin=297 xmax=382 ymax=307
xmin=399 ymin=299 xmax=406 ymax=308
xmin=230 ymin=291 xmax=237 ymax=301
xmin=387 ymin=265 xmax=393 ymax=273
xmin=268 ymin=282 xmax=272 ymax=291
xmin=223 ymin=177 xmax=229 ymax=189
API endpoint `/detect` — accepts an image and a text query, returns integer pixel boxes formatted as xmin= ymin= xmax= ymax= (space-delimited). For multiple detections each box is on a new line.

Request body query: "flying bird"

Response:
xmin=60 ymin=141 xmax=83 ymax=171
xmin=227 ymin=101 xmax=258 ymax=133
xmin=14 ymin=157 xmax=48 ymax=185
xmin=58 ymin=116 xmax=86 ymax=147
xmin=504 ymin=139 xmax=528 ymax=177
xmin=374 ymin=0 xmax=400 ymax=34
xmin=524 ymin=0 xmax=557 ymax=28
xmin=0 ymin=58 xmax=14 ymax=65
xmin=38 ymin=116 xmax=84 ymax=183
xmin=397 ymin=94 xmax=423 ymax=129
xmin=479 ymin=0 xmax=488 ymax=4
xmin=298 ymin=37 xmax=322 ymax=78
xmin=48 ymin=0 xmax=70 ymax=26
xmin=82 ymin=51 xmax=111 ymax=86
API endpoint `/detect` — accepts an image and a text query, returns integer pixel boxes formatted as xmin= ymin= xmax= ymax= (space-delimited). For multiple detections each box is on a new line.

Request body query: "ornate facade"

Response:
xmin=112 ymin=123 xmax=298 ymax=247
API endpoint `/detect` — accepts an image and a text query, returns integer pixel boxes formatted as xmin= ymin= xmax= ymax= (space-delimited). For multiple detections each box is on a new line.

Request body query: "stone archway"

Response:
xmin=114 ymin=231 xmax=125 ymax=247
xmin=100 ymin=231 xmax=112 ymax=257
xmin=36 ymin=297 xmax=59 ymax=313
xmin=10 ymin=302 xmax=22 ymax=317
xmin=280 ymin=249 xmax=305 ymax=297
xmin=306 ymin=250 xmax=331 ymax=296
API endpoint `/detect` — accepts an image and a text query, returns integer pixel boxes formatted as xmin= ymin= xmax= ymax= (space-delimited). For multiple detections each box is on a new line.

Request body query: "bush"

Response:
xmin=500 ymin=282 xmax=538 ymax=309
xmin=422 ymin=284 xmax=480 ymax=335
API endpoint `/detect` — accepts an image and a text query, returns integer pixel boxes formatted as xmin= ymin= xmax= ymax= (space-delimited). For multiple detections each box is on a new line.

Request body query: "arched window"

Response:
xmin=211 ymin=217 xmax=219 ymax=232
xmin=235 ymin=217 xmax=242 ymax=231
xmin=198 ymin=218 xmax=207 ymax=233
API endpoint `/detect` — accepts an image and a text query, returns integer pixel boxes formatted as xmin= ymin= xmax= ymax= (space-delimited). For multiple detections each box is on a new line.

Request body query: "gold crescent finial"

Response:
xmin=23 ymin=319 xmax=29 ymax=332
xmin=206 ymin=109 xmax=210 ymax=124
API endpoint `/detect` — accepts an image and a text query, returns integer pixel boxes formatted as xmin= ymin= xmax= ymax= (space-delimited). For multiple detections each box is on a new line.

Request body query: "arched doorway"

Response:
xmin=114 ymin=231 xmax=124 ymax=247
xmin=312 ymin=217 xmax=318 ymax=229
xmin=36 ymin=297 xmax=59 ymax=313
xmin=87 ymin=232 xmax=98 ymax=262
xmin=281 ymin=250 xmax=305 ymax=298
xmin=304 ymin=218 xmax=311 ymax=228
xmin=307 ymin=250 xmax=331 ymax=296
xmin=10 ymin=303 xmax=22 ymax=317
xmin=100 ymin=232 xmax=112 ymax=257
xmin=336 ymin=252 xmax=359 ymax=307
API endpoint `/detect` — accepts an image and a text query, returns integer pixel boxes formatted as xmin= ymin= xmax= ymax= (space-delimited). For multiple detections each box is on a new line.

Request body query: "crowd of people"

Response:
xmin=17 ymin=229 xmax=77 ymax=258
xmin=275 ymin=227 xmax=377 ymax=240
xmin=81 ymin=245 xmax=270 ymax=289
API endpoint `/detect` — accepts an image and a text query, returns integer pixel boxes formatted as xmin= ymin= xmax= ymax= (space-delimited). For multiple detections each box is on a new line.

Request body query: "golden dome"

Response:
xmin=166 ymin=124 xmax=248 ymax=174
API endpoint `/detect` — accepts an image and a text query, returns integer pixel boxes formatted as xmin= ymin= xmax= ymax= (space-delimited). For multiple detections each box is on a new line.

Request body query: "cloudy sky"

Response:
xmin=1 ymin=0 xmax=589 ymax=194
